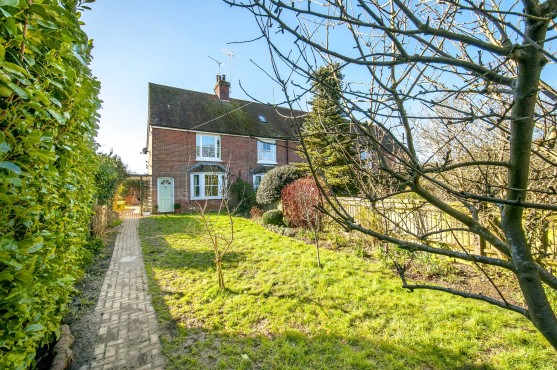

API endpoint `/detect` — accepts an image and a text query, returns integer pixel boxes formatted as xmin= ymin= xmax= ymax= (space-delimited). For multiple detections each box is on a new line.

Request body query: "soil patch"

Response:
xmin=34 ymin=227 xmax=118 ymax=369
xmin=66 ymin=228 xmax=118 ymax=369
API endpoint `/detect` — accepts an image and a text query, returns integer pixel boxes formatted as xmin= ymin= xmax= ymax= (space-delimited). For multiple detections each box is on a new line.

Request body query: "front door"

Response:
xmin=157 ymin=177 xmax=174 ymax=212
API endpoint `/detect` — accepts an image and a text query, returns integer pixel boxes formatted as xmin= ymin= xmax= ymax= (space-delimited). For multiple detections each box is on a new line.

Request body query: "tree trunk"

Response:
xmin=503 ymin=14 xmax=557 ymax=350
xmin=213 ymin=238 xmax=225 ymax=290
xmin=315 ymin=237 xmax=322 ymax=268
xmin=216 ymin=259 xmax=225 ymax=290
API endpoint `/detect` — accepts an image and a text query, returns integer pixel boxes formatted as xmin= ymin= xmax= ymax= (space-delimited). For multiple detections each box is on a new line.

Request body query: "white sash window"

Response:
xmin=196 ymin=134 xmax=221 ymax=160
xmin=257 ymin=139 xmax=276 ymax=164
xmin=190 ymin=173 xmax=225 ymax=199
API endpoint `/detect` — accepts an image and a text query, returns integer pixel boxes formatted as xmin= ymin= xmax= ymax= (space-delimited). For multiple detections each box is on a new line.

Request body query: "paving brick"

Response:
xmin=93 ymin=343 xmax=106 ymax=357
xmin=88 ymin=215 xmax=163 ymax=369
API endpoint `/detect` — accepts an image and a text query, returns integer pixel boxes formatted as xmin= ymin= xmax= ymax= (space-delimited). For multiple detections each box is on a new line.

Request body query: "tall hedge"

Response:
xmin=0 ymin=1 xmax=101 ymax=368
xmin=95 ymin=152 xmax=128 ymax=206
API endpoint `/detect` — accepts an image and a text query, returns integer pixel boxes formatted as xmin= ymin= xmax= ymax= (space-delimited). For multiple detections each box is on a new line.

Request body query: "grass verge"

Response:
xmin=139 ymin=214 xmax=556 ymax=369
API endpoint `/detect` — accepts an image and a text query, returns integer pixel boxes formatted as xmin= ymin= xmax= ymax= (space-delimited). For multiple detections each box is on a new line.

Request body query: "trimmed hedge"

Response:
xmin=0 ymin=2 xmax=101 ymax=368
xmin=256 ymin=164 xmax=304 ymax=204
xmin=261 ymin=209 xmax=285 ymax=226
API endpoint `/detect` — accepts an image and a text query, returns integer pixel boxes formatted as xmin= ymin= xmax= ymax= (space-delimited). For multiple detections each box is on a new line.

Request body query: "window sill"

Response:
xmin=191 ymin=196 xmax=223 ymax=201
xmin=195 ymin=158 xmax=222 ymax=162
xmin=257 ymin=160 xmax=277 ymax=165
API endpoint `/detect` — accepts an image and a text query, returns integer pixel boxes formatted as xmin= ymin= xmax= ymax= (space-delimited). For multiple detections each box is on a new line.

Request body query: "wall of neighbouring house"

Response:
xmin=149 ymin=127 xmax=304 ymax=211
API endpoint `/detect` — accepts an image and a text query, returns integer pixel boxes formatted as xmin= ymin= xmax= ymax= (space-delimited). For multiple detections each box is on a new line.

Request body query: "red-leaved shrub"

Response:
xmin=281 ymin=177 xmax=322 ymax=228
xmin=250 ymin=206 xmax=264 ymax=219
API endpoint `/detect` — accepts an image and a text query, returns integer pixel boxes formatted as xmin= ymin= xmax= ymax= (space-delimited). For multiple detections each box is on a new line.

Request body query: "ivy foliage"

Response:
xmin=95 ymin=152 xmax=128 ymax=206
xmin=301 ymin=64 xmax=358 ymax=195
xmin=229 ymin=177 xmax=256 ymax=215
xmin=0 ymin=1 xmax=101 ymax=368
xmin=255 ymin=164 xmax=305 ymax=205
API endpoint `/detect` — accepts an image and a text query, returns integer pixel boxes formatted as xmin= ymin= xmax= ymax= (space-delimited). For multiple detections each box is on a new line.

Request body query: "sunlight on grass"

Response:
xmin=139 ymin=214 xmax=556 ymax=369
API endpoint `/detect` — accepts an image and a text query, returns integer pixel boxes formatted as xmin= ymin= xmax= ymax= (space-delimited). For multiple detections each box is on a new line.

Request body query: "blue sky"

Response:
xmin=81 ymin=0 xmax=286 ymax=173
xmin=81 ymin=1 xmax=556 ymax=173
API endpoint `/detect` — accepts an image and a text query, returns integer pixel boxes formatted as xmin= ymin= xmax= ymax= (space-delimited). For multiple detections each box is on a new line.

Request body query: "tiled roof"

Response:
xmin=187 ymin=163 xmax=227 ymax=173
xmin=249 ymin=164 xmax=276 ymax=174
xmin=148 ymin=83 xmax=306 ymax=140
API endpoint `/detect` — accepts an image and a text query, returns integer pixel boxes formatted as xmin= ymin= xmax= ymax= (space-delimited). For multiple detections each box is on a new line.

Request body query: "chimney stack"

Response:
xmin=214 ymin=74 xmax=230 ymax=101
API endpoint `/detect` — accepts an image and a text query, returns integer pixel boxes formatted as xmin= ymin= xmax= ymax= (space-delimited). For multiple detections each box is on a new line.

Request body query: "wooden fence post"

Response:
xmin=476 ymin=236 xmax=486 ymax=257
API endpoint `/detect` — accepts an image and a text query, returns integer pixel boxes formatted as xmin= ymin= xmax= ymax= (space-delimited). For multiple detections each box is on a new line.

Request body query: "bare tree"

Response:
xmin=225 ymin=0 xmax=557 ymax=349
xmin=196 ymin=169 xmax=238 ymax=291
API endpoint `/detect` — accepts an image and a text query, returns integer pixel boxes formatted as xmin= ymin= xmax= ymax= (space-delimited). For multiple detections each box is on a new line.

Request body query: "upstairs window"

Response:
xmin=196 ymin=134 xmax=221 ymax=160
xmin=257 ymin=140 xmax=277 ymax=164
xmin=360 ymin=150 xmax=373 ymax=169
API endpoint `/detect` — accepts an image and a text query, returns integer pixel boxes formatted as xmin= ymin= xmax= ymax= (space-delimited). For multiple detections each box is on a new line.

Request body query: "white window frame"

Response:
xmin=360 ymin=151 xmax=371 ymax=161
xmin=257 ymin=139 xmax=277 ymax=164
xmin=190 ymin=173 xmax=225 ymax=200
xmin=253 ymin=174 xmax=265 ymax=190
xmin=196 ymin=134 xmax=221 ymax=161
xmin=360 ymin=150 xmax=373 ymax=168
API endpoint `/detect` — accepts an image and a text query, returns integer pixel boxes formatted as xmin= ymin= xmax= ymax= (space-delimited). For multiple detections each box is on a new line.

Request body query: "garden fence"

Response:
xmin=91 ymin=205 xmax=119 ymax=236
xmin=336 ymin=197 xmax=557 ymax=261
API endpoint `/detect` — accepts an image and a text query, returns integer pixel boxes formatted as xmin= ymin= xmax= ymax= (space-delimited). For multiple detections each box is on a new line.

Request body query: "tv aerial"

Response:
xmin=222 ymin=49 xmax=235 ymax=91
xmin=207 ymin=55 xmax=222 ymax=76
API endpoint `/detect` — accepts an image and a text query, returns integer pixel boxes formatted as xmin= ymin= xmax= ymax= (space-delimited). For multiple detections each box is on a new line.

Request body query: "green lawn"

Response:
xmin=139 ymin=214 xmax=556 ymax=369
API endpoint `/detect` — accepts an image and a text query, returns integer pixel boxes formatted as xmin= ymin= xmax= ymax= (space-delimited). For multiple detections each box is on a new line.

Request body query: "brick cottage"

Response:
xmin=146 ymin=76 xmax=305 ymax=212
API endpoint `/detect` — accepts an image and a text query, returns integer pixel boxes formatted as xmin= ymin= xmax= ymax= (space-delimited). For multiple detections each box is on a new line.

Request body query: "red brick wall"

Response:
xmin=150 ymin=127 xmax=304 ymax=211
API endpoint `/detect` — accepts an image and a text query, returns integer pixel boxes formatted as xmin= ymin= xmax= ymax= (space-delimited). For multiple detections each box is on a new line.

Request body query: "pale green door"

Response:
xmin=157 ymin=177 xmax=174 ymax=212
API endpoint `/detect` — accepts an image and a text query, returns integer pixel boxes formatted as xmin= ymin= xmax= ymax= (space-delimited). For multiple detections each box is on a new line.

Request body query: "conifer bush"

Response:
xmin=300 ymin=64 xmax=358 ymax=195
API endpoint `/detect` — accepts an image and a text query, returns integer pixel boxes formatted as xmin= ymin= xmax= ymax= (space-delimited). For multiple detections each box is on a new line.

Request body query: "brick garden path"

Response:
xmin=85 ymin=211 xmax=164 ymax=370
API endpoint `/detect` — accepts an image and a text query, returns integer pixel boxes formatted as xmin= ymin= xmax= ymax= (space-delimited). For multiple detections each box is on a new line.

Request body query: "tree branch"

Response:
xmin=402 ymin=283 xmax=529 ymax=317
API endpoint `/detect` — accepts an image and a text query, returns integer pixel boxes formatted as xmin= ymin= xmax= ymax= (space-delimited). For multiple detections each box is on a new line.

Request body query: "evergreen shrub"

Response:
xmin=229 ymin=177 xmax=256 ymax=214
xmin=256 ymin=165 xmax=304 ymax=204
xmin=261 ymin=210 xmax=285 ymax=226
xmin=0 ymin=2 xmax=101 ymax=367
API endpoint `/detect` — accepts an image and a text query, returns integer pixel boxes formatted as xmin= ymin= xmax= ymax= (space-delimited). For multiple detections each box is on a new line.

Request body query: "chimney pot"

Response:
xmin=214 ymin=74 xmax=230 ymax=101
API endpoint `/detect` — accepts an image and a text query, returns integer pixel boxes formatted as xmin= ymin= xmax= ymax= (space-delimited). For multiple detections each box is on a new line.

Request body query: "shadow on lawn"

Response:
xmin=141 ymin=215 xmax=245 ymax=271
xmin=140 ymin=217 xmax=495 ymax=369
xmin=153 ymin=307 xmax=492 ymax=370
xmin=226 ymin=287 xmax=353 ymax=314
